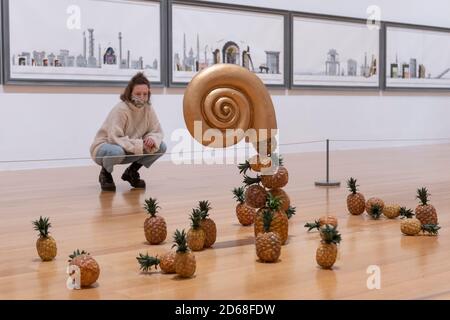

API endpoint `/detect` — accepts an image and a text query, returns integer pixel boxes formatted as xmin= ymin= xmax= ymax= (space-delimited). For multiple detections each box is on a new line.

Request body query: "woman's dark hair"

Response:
xmin=120 ymin=72 xmax=151 ymax=103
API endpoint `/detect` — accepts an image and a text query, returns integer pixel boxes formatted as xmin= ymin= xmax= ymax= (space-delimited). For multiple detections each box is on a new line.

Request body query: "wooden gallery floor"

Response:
xmin=0 ymin=144 xmax=449 ymax=300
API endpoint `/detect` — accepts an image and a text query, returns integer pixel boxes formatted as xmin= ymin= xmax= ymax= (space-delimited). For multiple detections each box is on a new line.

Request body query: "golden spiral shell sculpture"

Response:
xmin=183 ymin=64 xmax=277 ymax=155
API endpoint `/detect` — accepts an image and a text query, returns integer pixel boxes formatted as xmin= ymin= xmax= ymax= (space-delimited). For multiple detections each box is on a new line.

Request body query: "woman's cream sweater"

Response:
xmin=90 ymin=101 xmax=164 ymax=160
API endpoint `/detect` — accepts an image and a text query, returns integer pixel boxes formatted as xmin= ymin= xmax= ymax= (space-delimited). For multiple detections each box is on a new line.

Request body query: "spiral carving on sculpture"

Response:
xmin=202 ymin=87 xmax=251 ymax=131
xmin=183 ymin=64 xmax=277 ymax=154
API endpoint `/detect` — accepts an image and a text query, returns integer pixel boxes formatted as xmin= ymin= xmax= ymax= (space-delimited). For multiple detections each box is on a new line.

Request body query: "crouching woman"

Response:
xmin=90 ymin=72 xmax=166 ymax=191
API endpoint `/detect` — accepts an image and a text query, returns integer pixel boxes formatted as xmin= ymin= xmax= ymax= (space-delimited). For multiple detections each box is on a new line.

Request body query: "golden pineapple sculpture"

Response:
xmin=260 ymin=165 xmax=289 ymax=190
xmin=268 ymin=188 xmax=290 ymax=212
xmin=316 ymin=225 xmax=342 ymax=269
xmin=415 ymin=187 xmax=438 ymax=225
xmin=346 ymin=178 xmax=366 ymax=215
xmin=198 ymin=200 xmax=216 ymax=248
xmin=367 ymin=203 xmax=383 ymax=220
xmin=254 ymin=193 xmax=289 ymax=245
xmin=365 ymin=197 xmax=385 ymax=216
xmin=136 ymin=251 xmax=176 ymax=274
xmin=239 ymin=154 xmax=294 ymax=229
xmin=172 ymin=229 xmax=196 ymax=278
xmin=243 ymin=175 xmax=268 ymax=209
xmin=143 ymin=198 xmax=167 ymax=245
xmin=68 ymin=249 xmax=100 ymax=287
xmin=33 ymin=216 xmax=57 ymax=261
xmin=305 ymin=215 xmax=338 ymax=232
xmin=383 ymin=204 xmax=401 ymax=219
xmin=187 ymin=209 xmax=206 ymax=251
xmin=400 ymin=207 xmax=440 ymax=236
xmin=400 ymin=207 xmax=421 ymax=235
xmin=232 ymin=186 xmax=256 ymax=226
xmin=255 ymin=210 xmax=281 ymax=263
xmin=242 ymin=154 xmax=272 ymax=173
xmin=263 ymin=156 xmax=293 ymax=221
xmin=159 ymin=251 xmax=177 ymax=273
xmin=242 ymin=155 xmax=289 ymax=190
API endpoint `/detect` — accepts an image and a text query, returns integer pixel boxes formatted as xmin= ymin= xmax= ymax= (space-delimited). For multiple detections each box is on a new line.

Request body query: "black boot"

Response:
xmin=99 ymin=167 xmax=116 ymax=192
xmin=121 ymin=162 xmax=146 ymax=188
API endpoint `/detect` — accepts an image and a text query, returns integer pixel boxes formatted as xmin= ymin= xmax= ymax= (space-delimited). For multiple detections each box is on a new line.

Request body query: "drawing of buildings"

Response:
xmin=325 ymin=49 xmax=340 ymax=76
xmin=360 ymin=52 xmax=370 ymax=77
xmin=369 ymin=54 xmax=377 ymax=77
xmin=223 ymin=41 xmax=240 ymax=65
xmin=213 ymin=49 xmax=220 ymax=64
xmin=418 ymin=64 xmax=426 ymax=78
xmin=33 ymin=51 xmax=46 ymax=66
xmin=174 ymin=33 xmax=280 ymax=74
xmin=265 ymin=51 xmax=280 ymax=74
xmin=388 ymin=53 xmax=439 ymax=79
xmin=242 ymin=46 xmax=254 ymax=71
xmin=13 ymin=28 xmax=157 ymax=71
xmin=47 ymin=53 xmax=56 ymax=66
xmin=410 ymin=58 xmax=417 ymax=78
xmin=347 ymin=59 xmax=357 ymax=76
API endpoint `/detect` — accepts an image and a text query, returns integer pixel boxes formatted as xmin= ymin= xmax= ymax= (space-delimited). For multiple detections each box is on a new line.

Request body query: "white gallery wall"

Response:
xmin=1 ymin=0 xmax=450 ymax=170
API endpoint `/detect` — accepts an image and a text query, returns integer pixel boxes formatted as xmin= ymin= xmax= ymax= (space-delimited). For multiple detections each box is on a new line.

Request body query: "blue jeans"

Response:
xmin=94 ymin=141 xmax=167 ymax=173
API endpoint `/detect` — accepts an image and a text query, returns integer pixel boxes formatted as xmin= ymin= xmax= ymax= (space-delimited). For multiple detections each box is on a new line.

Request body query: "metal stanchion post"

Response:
xmin=315 ymin=139 xmax=340 ymax=187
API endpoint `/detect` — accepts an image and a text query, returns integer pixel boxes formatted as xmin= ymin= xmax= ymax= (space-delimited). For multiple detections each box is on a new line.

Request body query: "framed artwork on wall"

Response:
xmin=384 ymin=23 xmax=450 ymax=90
xmin=169 ymin=0 xmax=289 ymax=87
xmin=291 ymin=13 xmax=381 ymax=89
xmin=2 ymin=0 xmax=165 ymax=86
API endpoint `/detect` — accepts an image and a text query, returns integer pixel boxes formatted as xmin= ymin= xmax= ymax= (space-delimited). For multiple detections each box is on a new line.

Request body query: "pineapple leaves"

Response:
xmin=421 ymin=224 xmax=440 ymax=235
xmin=304 ymin=220 xmax=320 ymax=232
xmin=265 ymin=193 xmax=282 ymax=212
xmin=285 ymin=206 xmax=296 ymax=219
xmin=368 ymin=204 xmax=383 ymax=219
xmin=189 ymin=209 xmax=202 ymax=229
xmin=144 ymin=198 xmax=161 ymax=216
xmin=416 ymin=187 xmax=430 ymax=206
xmin=32 ymin=216 xmax=52 ymax=238
xmin=136 ymin=252 xmax=160 ymax=272
xmin=238 ymin=161 xmax=251 ymax=175
xmin=172 ymin=229 xmax=189 ymax=253
xmin=399 ymin=207 xmax=414 ymax=219
xmin=197 ymin=200 xmax=212 ymax=219
xmin=232 ymin=187 xmax=245 ymax=204
xmin=262 ymin=209 xmax=273 ymax=233
xmin=68 ymin=249 xmax=88 ymax=261
xmin=347 ymin=177 xmax=359 ymax=194
xmin=320 ymin=225 xmax=342 ymax=245
xmin=243 ymin=174 xmax=261 ymax=186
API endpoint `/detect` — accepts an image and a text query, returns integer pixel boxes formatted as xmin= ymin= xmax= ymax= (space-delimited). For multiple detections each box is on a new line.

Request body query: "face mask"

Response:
xmin=131 ymin=95 xmax=147 ymax=108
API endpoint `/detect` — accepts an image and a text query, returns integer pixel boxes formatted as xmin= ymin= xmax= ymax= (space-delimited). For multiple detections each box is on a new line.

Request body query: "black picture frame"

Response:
xmin=290 ymin=11 xmax=383 ymax=90
xmin=383 ymin=21 xmax=450 ymax=91
xmin=168 ymin=0 xmax=290 ymax=88
xmin=2 ymin=0 xmax=167 ymax=87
